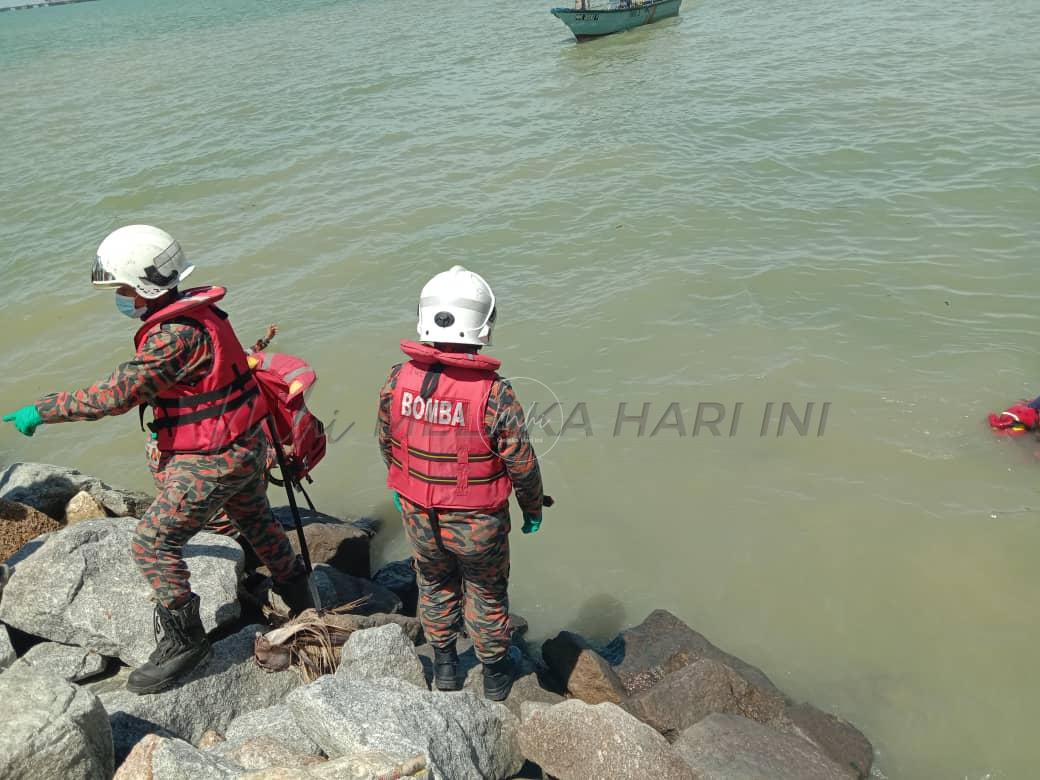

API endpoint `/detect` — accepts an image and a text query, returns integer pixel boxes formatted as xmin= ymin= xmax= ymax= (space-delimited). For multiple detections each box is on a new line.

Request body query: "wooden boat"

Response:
xmin=550 ymin=0 xmax=682 ymax=41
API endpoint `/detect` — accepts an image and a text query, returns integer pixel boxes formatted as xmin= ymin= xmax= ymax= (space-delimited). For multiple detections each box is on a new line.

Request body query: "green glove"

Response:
xmin=522 ymin=512 xmax=542 ymax=535
xmin=392 ymin=491 xmax=403 ymax=513
xmin=3 ymin=405 xmax=43 ymax=437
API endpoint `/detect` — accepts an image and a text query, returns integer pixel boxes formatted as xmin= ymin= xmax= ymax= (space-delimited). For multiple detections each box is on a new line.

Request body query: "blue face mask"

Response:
xmin=115 ymin=292 xmax=147 ymax=319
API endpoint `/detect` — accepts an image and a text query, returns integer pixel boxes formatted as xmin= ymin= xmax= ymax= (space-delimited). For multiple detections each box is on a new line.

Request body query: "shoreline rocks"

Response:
xmin=101 ymin=624 xmax=303 ymax=764
xmin=336 ymin=622 xmax=427 ymax=689
xmin=541 ymin=629 xmax=628 ymax=705
xmin=597 ymin=609 xmax=873 ymax=777
xmin=288 ymin=676 xmax=525 ymax=778
xmin=12 ymin=641 xmax=108 ymax=682
xmin=270 ymin=507 xmax=373 ymax=579
xmin=519 ymin=699 xmax=696 ymax=780
xmin=0 ymin=462 xmax=153 ymax=523
xmin=0 ymin=664 xmax=114 ymax=780
xmin=675 ymin=712 xmax=857 ymax=779
xmin=0 ymin=463 xmax=876 ymax=779
xmin=0 ymin=517 xmax=242 ymax=666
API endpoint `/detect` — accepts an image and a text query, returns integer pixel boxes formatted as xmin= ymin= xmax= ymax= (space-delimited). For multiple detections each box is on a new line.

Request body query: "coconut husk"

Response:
xmin=254 ymin=598 xmax=370 ymax=682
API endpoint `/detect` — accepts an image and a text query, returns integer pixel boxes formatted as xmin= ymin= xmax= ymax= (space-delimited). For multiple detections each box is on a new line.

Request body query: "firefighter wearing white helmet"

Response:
xmin=92 ymin=224 xmax=196 ymax=298
xmin=3 ymin=225 xmax=313 ymax=695
xmin=379 ymin=266 xmax=549 ymax=703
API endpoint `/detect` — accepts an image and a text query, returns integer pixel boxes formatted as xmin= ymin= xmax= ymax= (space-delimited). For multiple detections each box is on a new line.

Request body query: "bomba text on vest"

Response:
xmin=400 ymin=391 xmax=467 ymax=427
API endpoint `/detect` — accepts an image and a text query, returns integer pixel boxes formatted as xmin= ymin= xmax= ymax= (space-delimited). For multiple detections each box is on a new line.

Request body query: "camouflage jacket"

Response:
xmin=35 ymin=322 xmax=213 ymax=423
xmin=378 ymin=363 xmax=545 ymax=515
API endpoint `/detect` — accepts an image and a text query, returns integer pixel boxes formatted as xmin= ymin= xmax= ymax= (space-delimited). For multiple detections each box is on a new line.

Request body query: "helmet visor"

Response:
xmin=91 ymin=255 xmax=120 ymax=288
xmin=142 ymin=241 xmax=185 ymax=287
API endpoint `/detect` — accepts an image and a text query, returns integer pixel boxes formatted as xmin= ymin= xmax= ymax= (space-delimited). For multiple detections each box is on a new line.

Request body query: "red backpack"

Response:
xmin=248 ymin=351 xmax=327 ymax=483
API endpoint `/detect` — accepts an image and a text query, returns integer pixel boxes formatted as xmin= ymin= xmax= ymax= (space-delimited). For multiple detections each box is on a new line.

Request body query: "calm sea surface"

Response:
xmin=2 ymin=0 xmax=1039 ymax=775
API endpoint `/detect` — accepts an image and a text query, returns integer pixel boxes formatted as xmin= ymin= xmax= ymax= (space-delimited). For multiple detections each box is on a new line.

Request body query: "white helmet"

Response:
xmin=91 ymin=225 xmax=195 ymax=299
xmin=417 ymin=265 xmax=497 ymax=346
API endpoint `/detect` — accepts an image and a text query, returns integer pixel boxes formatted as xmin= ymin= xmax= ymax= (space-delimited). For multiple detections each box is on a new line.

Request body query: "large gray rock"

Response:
xmin=123 ymin=746 xmax=407 ymax=780
xmin=0 ymin=623 xmax=14 ymax=670
xmin=542 ymin=630 xmax=627 ymax=705
xmin=782 ymin=702 xmax=875 ymax=780
xmin=673 ymin=713 xmax=856 ymax=779
xmin=102 ymin=624 xmax=303 ymax=764
xmin=623 ymin=656 xmax=787 ymax=740
xmin=606 ymin=610 xmax=873 ymax=777
xmin=0 ymin=462 xmax=152 ymax=521
xmin=336 ymin=623 xmax=426 ymax=688
xmin=0 ymin=664 xmax=114 ymax=780
xmin=114 ymin=734 xmax=240 ymax=780
xmin=13 ymin=641 xmax=108 ymax=682
xmin=117 ymin=735 xmax=327 ymax=780
xmin=604 ymin=609 xmax=779 ymax=695
xmin=215 ymin=704 xmax=323 ymax=757
xmin=288 ymin=675 xmax=524 ymax=779
xmin=0 ymin=517 xmax=242 ymax=665
xmin=518 ymin=699 xmax=695 ymax=780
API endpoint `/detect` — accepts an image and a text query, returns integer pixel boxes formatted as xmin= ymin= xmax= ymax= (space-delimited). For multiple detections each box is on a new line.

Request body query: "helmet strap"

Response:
xmin=417 ymin=364 xmax=444 ymax=402
xmin=435 ymin=343 xmax=480 ymax=354
xmin=145 ymin=288 xmax=180 ymax=317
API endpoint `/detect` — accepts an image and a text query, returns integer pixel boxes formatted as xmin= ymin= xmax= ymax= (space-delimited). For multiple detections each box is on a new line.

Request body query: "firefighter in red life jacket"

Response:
xmin=378 ymin=265 xmax=546 ymax=701
xmin=2 ymin=225 xmax=313 ymax=694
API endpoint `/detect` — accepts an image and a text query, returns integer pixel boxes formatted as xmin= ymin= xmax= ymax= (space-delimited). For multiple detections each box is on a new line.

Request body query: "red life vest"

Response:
xmin=134 ymin=286 xmax=266 ymax=454
xmin=387 ymin=340 xmax=512 ymax=511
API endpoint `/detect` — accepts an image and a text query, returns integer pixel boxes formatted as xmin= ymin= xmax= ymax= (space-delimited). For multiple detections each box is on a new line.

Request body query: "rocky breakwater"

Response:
xmin=0 ymin=461 xmax=875 ymax=779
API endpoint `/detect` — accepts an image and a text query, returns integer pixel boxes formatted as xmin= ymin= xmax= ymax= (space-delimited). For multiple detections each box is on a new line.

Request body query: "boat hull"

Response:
xmin=551 ymin=0 xmax=681 ymax=41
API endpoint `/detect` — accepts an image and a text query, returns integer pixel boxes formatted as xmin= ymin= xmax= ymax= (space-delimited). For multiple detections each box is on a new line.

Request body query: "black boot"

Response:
xmin=127 ymin=594 xmax=211 ymax=695
xmin=483 ymin=654 xmax=515 ymax=701
xmin=272 ymin=569 xmax=316 ymax=616
xmin=433 ymin=643 xmax=461 ymax=691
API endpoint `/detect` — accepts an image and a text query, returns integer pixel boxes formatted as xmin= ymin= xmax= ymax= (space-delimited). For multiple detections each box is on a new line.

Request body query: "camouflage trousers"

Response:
xmin=146 ymin=434 xmax=276 ymax=537
xmin=401 ymin=497 xmax=511 ymax=664
xmin=134 ymin=426 xmax=301 ymax=609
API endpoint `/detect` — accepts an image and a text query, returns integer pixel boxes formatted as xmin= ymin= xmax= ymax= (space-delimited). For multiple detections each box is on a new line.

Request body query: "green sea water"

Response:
xmin=2 ymin=0 xmax=1039 ymax=775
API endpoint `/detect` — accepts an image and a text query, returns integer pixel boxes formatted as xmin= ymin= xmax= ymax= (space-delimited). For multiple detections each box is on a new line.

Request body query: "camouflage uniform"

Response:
xmin=144 ymin=325 xmax=278 ymax=539
xmin=378 ymin=363 xmax=543 ymax=664
xmin=36 ymin=321 xmax=302 ymax=609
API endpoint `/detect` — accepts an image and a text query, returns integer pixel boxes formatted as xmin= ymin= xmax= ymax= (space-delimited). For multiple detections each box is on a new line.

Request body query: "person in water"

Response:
xmin=2 ymin=225 xmax=313 ymax=694
xmin=988 ymin=398 xmax=1040 ymax=435
xmin=378 ymin=265 xmax=546 ymax=701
